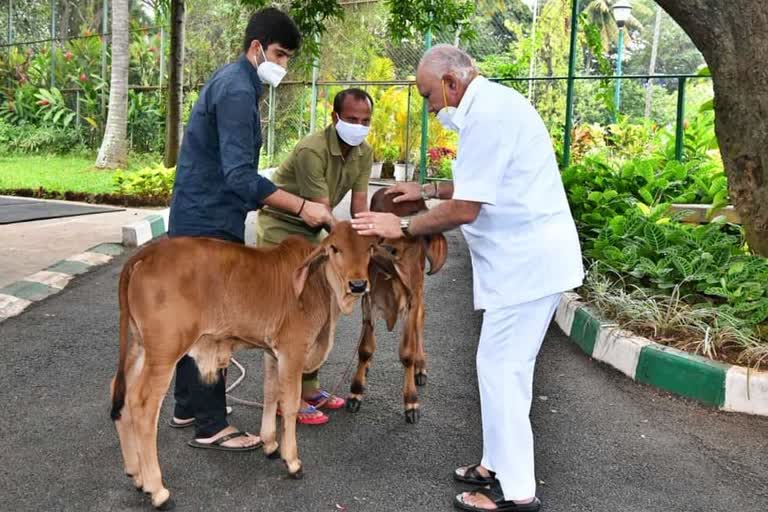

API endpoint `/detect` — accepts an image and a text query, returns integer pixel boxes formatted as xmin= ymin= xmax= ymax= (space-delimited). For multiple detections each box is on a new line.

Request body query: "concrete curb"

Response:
xmin=0 ymin=243 xmax=124 ymax=323
xmin=122 ymin=208 xmax=170 ymax=247
xmin=555 ymin=292 xmax=768 ymax=417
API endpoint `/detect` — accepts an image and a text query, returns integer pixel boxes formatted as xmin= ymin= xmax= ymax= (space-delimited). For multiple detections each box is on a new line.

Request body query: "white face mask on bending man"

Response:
xmin=332 ymin=93 xmax=373 ymax=147
xmin=335 ymin=117 xmax=370 ymax=146
xmin=253 ymin=44 xmax=287 ymax=87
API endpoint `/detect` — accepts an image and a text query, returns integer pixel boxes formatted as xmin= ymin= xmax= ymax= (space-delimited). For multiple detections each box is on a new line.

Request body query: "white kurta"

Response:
xmin=451 ymin=76 xmax=584 ymax=501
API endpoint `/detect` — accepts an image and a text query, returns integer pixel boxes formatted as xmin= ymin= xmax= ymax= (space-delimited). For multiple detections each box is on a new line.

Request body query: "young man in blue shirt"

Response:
xmin=167 ymin=7 xmax=333 ymax=452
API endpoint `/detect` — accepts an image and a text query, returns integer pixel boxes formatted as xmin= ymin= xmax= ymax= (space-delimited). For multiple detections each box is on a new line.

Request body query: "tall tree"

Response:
xmin=655 ymin=0 xmax=768 ymax=256
xmin=95 ymin=0 xmax=130 ymax=169
xmin=163 ymin=0 xmax=185 ymax=168
xmin=643 ymin=4 xmax=662 ymax=118
xmin=582 ymin=0 xmax=643 ymax=50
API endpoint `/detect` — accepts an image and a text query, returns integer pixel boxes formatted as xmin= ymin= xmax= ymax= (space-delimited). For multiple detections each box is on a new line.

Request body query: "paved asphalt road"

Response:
xmin=1 ymin=230 xmax=767 ymax=512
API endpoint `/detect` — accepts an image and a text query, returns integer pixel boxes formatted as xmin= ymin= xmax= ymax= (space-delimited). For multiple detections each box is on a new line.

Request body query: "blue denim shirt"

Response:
xmin=168 ymin=54 xmax=277 ymax=243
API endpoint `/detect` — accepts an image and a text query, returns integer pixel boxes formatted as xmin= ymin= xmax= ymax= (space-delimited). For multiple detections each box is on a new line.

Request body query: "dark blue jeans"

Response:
xmin=173 ymin=355 xmax=229 ymax=438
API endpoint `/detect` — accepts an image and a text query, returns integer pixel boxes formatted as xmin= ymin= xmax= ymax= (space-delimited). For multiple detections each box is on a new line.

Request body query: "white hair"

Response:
xmin=418 ymin=44 xmax=476 ymax=82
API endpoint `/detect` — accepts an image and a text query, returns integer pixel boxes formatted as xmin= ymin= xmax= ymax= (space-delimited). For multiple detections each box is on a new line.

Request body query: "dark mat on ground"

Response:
xmin=0 ymin=197 xmax=123 ymax=224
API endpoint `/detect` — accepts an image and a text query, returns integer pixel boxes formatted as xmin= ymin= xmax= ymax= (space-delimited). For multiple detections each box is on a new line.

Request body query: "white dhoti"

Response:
xmin=477 ymin=293 xmax=561 ymax=501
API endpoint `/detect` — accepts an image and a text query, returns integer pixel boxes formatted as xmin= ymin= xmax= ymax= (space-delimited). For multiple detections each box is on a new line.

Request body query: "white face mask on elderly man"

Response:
xmin=335 ymin=118 xmax=370 ymax=147
xmin=436 ymin=79 xmax=459 ymax=132
xmin=254 ymin=44 xmax=287 ymax=88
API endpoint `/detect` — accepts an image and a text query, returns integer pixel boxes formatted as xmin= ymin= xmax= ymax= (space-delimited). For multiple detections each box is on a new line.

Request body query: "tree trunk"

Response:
xmin=163 ymin=0 xmax=185 ymax=168
xmin=655 ymin=0 xmax=768 ymax=256
xmin=58 ymin=0 xmax=70 ymax=41
xmin=95 ymin=0 xmax=129 ymax=169
xmin=643 ymin=5 xmax=662 ymax=119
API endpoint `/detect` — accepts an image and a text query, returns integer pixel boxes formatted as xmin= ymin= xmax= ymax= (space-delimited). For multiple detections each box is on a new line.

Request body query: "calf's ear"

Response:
xmin=293 ymin=244 xmax=328 ymax=299
xmin=424 ymin=234 xmax=448 ymax=275
xmin=372 ymin=244 xmax=414 ymax=302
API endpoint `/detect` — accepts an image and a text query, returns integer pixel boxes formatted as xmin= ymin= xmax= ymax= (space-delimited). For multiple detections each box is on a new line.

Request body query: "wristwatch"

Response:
xmin=420 ymin=184 xmax=431 ymax=201
xmin=400 ymin=217 xmax=413 ymax=237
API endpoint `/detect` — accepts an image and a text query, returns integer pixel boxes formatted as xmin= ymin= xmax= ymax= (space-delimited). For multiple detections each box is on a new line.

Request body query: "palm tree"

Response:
xmin=96 ymin=0 xmax=129 ymax=169
xmin=583 ymin=0 xmax=643 ymax=50
xmin=164 ymin=0 xmax=185 ymax=168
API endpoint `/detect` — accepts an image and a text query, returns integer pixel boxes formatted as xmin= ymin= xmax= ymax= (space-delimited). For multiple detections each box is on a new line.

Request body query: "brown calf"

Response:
xmin=109 ymin=222 xmax=389 ymax=510
xmin=346 ymin=188 xmax=448 ymax=423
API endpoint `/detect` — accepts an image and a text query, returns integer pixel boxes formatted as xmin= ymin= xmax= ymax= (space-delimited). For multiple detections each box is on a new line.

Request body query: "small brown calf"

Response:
xmin=346 ymin=188 xmax=448 ymax=423
xmin=109 ymin=222 xmax=389 ymax=510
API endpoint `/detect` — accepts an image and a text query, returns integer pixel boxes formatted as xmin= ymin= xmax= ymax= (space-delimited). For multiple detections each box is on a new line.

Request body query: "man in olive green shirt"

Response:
xmin=256 ymin=88 xmax=374 ymax=424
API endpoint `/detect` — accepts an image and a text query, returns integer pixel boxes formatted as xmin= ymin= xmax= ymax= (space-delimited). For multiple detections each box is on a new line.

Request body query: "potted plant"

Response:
xmin=393 ymin=161 xmax=413 ymax=182
xmin=393 ymin=145 xmax=415 ymax=182
xmin=371 ymin=160 xmax=383 ymax=179
xmin=380 ymin=144 xmax=399 ymax=180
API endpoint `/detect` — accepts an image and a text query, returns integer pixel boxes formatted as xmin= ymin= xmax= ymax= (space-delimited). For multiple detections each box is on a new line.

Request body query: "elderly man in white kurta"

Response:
xmin=352 ymin=44 xmax=583 ymax=512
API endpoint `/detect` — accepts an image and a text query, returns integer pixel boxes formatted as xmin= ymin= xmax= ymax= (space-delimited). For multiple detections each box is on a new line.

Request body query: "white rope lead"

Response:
xmin=224 ymin=346 xmax=362 ymax=410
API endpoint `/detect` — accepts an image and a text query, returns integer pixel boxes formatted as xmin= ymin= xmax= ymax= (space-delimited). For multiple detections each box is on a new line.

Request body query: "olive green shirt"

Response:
xmin=256 ymin=124 xmax=373 ymax=246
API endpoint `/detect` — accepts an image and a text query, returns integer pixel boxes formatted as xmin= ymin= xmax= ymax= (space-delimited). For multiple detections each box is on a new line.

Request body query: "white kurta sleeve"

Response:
xmin=452 ymin=113 xmax=514 ymax=206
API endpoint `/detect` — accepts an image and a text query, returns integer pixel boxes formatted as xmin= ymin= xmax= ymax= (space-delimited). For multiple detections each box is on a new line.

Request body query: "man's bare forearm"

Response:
xmin=262 ymin=188 xmax=304 ymax=215
xmin=351 ymin=192 xmax=368 ymax=216
xmin=409 ymin=199 xmax=479 ymax=236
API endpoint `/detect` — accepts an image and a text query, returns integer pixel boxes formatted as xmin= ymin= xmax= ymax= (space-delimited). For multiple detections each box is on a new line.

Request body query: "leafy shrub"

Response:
xmin=436 ymin=158 xmax=454 ymax=179
xmin=0 ymin=118 xmax=14 ymax=151
xmin=113 ymin=163 xmax=175 ymax=203
xmin=34 ymin=87 xmax=77 ymax=128
xmin=562 ymin=155 xmax=727 ymax=240
xmin=2 ymin=123 xmax=86 ymax=154
xmin=565 ymin=154 xmax=768 ymax=352
xmin=379 ymin=144 xmax=400 ymax=163
xmin=588 ymin=206 xmax=768 ymax=329
xmin=427 ymin=146 xmax=456 ymax=179
xmin=127 ymin=90 xmax=165 ymax=153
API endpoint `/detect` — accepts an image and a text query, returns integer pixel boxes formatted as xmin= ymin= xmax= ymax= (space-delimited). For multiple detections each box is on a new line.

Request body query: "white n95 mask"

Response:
xmin=335 ymin=119 xmax=370 ymax=146
xmin=256 ymin=45 xmax=287 ymax=88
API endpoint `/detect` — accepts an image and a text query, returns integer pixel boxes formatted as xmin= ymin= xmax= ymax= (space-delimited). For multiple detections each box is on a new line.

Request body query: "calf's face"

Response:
xmin=292 ymin=221 xmax=378 ymax=313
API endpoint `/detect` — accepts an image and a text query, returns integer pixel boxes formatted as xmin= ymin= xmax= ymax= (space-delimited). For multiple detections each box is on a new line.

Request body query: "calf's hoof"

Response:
xmin=155 ymin=497 xmax=176 ymax=511
xmin=151 ymin=489 xmax=174 ymax=510
xmin=285 ymin=459 xmax=303 ymax=479
xmin=405 ymin=408 xmax=420 ymax=424
xmin=346 ymin=398 xmax=362 ymax=413
xmin=265 ymin=448 xmax=281 ymax=460
xmin=129 ymin=474 xmax=143 ymax=491
xmin=415 ymin=372 xmax=428 ymax=387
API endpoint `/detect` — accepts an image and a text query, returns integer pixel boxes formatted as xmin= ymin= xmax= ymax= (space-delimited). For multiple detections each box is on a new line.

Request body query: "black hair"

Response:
xmin=242 ymin=7 xmax=301 ymax=53
xmin=333 ymin=88 xmax=375 ymax=115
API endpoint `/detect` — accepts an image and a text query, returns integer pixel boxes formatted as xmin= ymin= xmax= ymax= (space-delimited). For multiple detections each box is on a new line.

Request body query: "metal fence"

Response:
xmin=265 ymin=72 xmax=711 ymax=180
xmin=1 ymin=0 xmax=713 ymax=179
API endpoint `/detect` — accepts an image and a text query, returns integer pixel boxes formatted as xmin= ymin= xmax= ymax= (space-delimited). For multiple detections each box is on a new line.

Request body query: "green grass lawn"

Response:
xmin=0 ymin=154 xmax=156 ymax=194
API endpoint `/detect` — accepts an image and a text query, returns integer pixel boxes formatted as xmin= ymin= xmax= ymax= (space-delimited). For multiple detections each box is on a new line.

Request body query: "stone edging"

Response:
xmin=0 ymin=243 xmax=124 ymax=323
xmin=122 ymin=208 xmax=170 ymax=247
xmin=555 ymin=292 xmax=768 ymax=417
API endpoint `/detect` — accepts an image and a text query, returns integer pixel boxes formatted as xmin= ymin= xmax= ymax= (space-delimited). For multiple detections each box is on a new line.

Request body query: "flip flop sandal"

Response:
xmin=453 ymin=464 xmax=497 ymax=486
xmin=187 ymin=431 xmax=262 ymax=452
xmin=168 ymin=406 xmax=233 ymax=429
xmin=277 ymin=404 xmax=329 ymax=425
xmin=454 ymin=485 xmax=541 ymax=512
xmin=304 ymin=390 xmax=346 ymax=410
